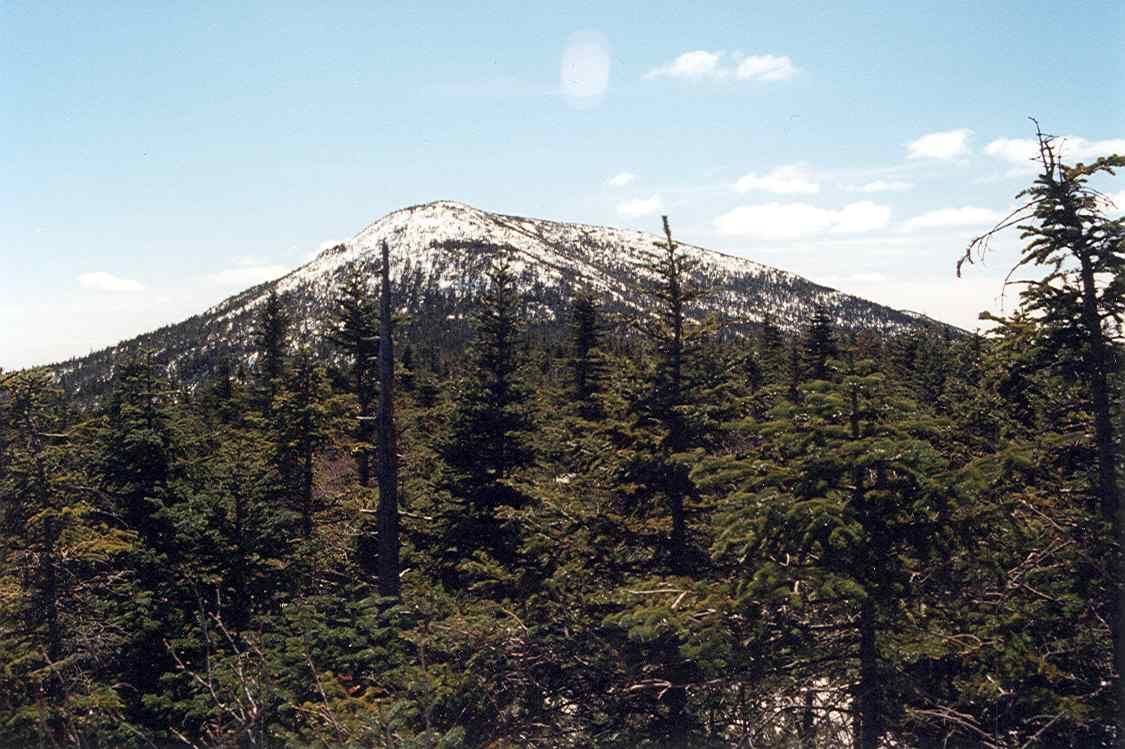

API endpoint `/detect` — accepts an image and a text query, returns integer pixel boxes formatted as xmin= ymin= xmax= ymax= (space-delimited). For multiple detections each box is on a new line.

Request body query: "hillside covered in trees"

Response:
xmin=1 ymin=137 xmax=1122 ymax=747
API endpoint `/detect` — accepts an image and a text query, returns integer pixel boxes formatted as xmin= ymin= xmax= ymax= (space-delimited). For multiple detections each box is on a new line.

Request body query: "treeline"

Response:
xmin=1 ymin=135 xmax=1121 ymax=747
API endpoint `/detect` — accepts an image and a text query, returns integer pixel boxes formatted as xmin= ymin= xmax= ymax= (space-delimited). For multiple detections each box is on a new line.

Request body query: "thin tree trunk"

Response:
xmin=856 ymin=597 xmax=879 ymax=749
xmin=27 ymin=416 xmax=64 ymax=743
xmin=662 ymin=216 xmax=687 ymax=574
xmin=849 ymin=381 xmax=880 ymax=749
xmin=376 ymin=240 xmax=401 ymax=600
xmin=302 ymin=444 xmax=313 ymax=538
xmin=232 ymin=487 xmax=248 ymax=629
xmin=801 ymin=687 xmax=816 ymax=749
xmin=1077 ymin=252 xmax=1124 ymax=739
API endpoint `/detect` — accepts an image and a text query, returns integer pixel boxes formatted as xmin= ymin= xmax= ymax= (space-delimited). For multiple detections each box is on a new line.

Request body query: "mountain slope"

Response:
xmin=49 ymin=200 xmax=954 ymax=402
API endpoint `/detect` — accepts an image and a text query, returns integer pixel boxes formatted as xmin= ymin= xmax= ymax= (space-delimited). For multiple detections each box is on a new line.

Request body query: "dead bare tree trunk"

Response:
xmin=375 ymin=240 xmax=401 ymax=601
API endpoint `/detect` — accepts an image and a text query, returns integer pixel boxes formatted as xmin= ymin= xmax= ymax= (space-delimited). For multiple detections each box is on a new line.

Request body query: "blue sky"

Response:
xmin=2 ymin=1 xmax=1123 ymax=369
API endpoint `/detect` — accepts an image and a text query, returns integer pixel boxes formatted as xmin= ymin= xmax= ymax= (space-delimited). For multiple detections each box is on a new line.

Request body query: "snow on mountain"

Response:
xmin=47 ymin=200 xmax=954 ymax=403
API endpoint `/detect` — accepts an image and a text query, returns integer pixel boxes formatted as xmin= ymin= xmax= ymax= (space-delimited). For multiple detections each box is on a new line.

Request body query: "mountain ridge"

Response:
xmin=44 ymin=200 xmax=959 ymax=404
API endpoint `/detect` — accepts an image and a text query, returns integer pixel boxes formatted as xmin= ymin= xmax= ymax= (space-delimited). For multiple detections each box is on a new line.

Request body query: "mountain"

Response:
xmin=48 ymin=200 xmax=955 ymax=403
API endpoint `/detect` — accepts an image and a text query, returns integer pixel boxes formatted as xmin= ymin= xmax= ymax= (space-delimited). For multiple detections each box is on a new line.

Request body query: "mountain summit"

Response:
xmin=52 ymin=200 xmax=950 ymax=401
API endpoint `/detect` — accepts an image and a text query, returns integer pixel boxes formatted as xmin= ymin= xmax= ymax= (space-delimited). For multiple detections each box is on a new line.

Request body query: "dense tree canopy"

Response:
xmin=0 ymin=141 xmax=1121 ymax=746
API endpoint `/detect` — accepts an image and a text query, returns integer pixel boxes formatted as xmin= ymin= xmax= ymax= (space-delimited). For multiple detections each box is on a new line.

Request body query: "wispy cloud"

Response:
xmin=617 ymin=195 xmax=663 ymax=218
xmin=644 ymin=50 xmax=796 ymax=82
xmin=985 ymin=134 xmax=1125 ymax=170
xmin=561 ymin=30 xmax=611 ymax=108
xmin=714 ymin=201 xmax=890 ymax=240
xmin=903 ymin=206 xmax=1002 ymax=231
xmin=207 ymin=265 xmax=291 ymax=287
xmin=820 ymin=271 xmax=890 ymax=286
xmin=734 ymin=54 xmax=797 ymax=81
xmin=849 ymin=179 xmax=914 ymax=193
xmin=607 ymin=172 xmax=637 ymax=188
xmin=78 ymin=272 xmax=144 ymax=293
xmin=907 ymin=129 xmax=973 ymax=160
xmin=734 ymin=164 xmax=819 ymax=195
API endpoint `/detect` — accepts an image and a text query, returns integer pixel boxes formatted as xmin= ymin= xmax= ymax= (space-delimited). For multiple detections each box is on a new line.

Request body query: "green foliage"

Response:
xmin=1 ymin=177 xmax=1121 ymax=745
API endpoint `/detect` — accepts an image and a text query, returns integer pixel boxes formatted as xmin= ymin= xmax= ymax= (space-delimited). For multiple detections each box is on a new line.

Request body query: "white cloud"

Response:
xmin=607 ymin=172 xmax=637 ymax=188
xmin=713 ymin=201 xmax=891 ymax=240
xmin=77 ymin=271 xmax=144 ymax=293
xmin=734 ymin=164 xmax=819 ymax=194
xmin=644 ymin=50 xmax=796 ymax=82
xmin=644 ymin=50 xmax=723 ymax=80
xmin=851 ymin=179 xmax=914 ymax=193
xmin=734 ymin=54 xmax=796 ymax=81
xmin=832 ymin=201 xmax=893 ymax=233
xmin=561 ymin=30 xmax=611 ymax=107
xmin=820 ymin=272 xmax=890 ymax=286
xmin=848 ymin=272 xmax=889 ymax=283
xmin=982 ymin=137 xmax=1039 ymax=166
xmin=985 ymin=135 xmax=1125 ymax=169
xmin=617 ymin=195 xmax=663 ymax=218
xmin=907 ymin=128 xmax=973 ymax=160
xmin=903 ymin=206 xmax=1003 ymax=231
xmin=207 ymin=264 xmax=291 ymax=287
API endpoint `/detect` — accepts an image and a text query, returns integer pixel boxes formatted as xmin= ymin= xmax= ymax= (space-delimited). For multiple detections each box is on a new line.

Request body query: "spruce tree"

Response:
xmin=95 ymin=355 xmax=181 ymax=730
xmin=699 ymin=353 xmax=958 ymax=748
xmin=959 ymin=123 xmax=1124 ymax=730
xmin=0 ymin=372 xmax=130 ymax=742
xmin=437 ymin=254 xmax=533 ymax=585
xmin=569 ymin=290 xmax=606 ymax=418
xmin=801 ymin=303 xmax=838 ymax=382
xmin=271 ymin=344 xmax=330 ymax=539
xmin=253 ymin=288 xmax=289 ymax=416
xmin=759 ymin=311 xmax=787 ymax=385
xmin=632 ymin=216 xmax=711 ymax=574
xmin=330 ymin=269 xmax=379 ymax=486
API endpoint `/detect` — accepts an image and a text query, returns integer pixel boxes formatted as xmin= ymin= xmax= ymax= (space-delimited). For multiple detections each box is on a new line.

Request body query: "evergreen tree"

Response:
xmin=436 ymin=254 xmax=534 ymax=586
xmin=569 ymin=290 xmax=606 ymax=418
xmin=758 ymin=311 xmax=787 ymax=386
xmin=94 ymin=355 xmax=181 ymax=731
xmin=0 ymin=372 xmax=132 ymax=743
xmin=330 ymin=269 xmax=379 ymax=486
xmin=801 ymin=303 xmax=838 ymax=382
xmin=271 ymin=345 xmax=330 ymax=539
xmin=630 ymin=216 xmax=713 ymax=574
xmin=698 ymin=353 xmax=958 ymax=748
xmin=959 ymin=123 xmax=1124 ymax=729
xmin=253 ymin=288 xmax=289 ymax=416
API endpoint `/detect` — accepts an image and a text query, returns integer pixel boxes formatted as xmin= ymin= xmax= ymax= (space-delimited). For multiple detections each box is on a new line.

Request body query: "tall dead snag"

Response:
xmin=376 ymin=240 xmax=401 ymax=600
xmin=958 ymin=119 xmax=1124 ymax=737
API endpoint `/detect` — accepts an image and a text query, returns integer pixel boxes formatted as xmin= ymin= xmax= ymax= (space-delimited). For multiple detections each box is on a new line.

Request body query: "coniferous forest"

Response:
xmin=1 ymin=139 xmax=1122 ymax=747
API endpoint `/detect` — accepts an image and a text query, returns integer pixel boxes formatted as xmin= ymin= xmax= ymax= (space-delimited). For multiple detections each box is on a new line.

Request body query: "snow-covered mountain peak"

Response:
xmin=52 ymin=201 xmax=959 ymax=404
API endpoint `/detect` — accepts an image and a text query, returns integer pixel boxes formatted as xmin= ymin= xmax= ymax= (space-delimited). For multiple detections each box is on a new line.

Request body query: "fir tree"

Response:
xmin=436 ymin=254 xmax=533 ymax=585
xmin=959 ymin=122 xmax=1125 ymax=730
xmin=569 ymin=290 xmax=606 ymax=418
xmin=95 ymin=355 xmax=181 ymax=731
xmin=253 ymin=288 xmax=289 ymax=416
xmin=801 ymin=303 xmax=838 ymax=382
xmin=330 ymin=269 xmax=379 ymax=486
xmin=631 ymin=216 xmax=713 ymax=575
xmin=699 ymin=353 xmax=958 ymax=748
xmin=271 ymin=344 xmax=330 ymax=539
xmin=0 ymin=372 xmax=133 ymax=743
